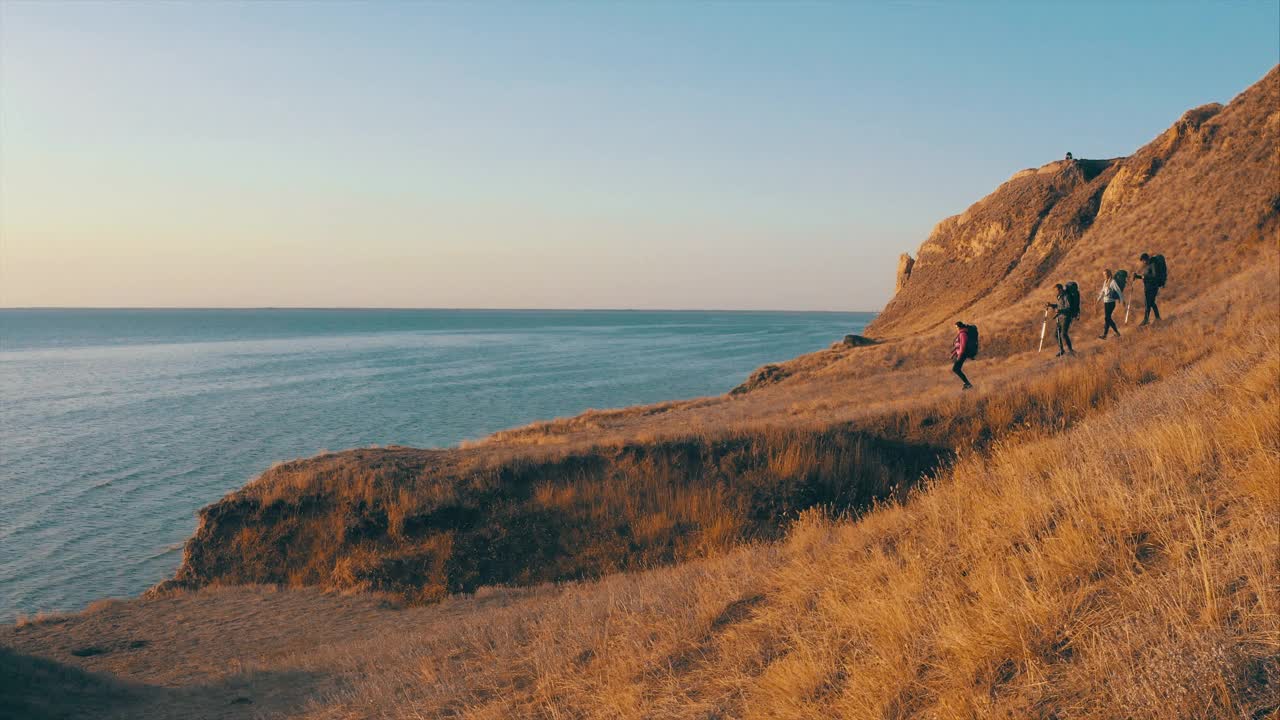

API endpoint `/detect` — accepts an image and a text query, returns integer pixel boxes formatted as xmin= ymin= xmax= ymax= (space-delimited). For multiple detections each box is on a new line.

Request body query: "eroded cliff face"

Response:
xmin=871 ymin=157 xmax=1119 ymax=336
xmin=895 ymin=253 xmax=915 ymax=293
xmin=156 ymin=432 xmax=948 ymax=603
xmin=870 ymin=65 xmax=1279 ymax=339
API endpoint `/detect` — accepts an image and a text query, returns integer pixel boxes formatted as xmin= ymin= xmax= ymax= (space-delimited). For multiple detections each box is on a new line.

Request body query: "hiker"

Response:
xmin=1096 ymin=269 xmax=1124 ymax=339
xmin=950 ymin=321 xmax=975 ymax=390
xmin=1133 ymin=253 xmax=1166 ymax=325
xmin=1065 ymin=151 xmax=1073 ymax=162
xmin=1047 ymin=283 xmax=1078 ymax=356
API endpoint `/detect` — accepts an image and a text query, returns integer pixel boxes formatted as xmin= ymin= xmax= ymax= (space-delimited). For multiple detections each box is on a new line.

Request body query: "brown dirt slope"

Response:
xmin=872 ymin=64 xmax=1278 ymax=340
xmin=872 ymin=156 xmax=1119 ymax=337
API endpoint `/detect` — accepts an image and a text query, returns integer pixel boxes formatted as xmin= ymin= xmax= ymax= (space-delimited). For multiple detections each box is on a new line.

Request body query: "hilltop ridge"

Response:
xmin=874 ymin=69 xmax=1276 ymax=339
xmin=876 ymin=155 xmax=1121 ymax=336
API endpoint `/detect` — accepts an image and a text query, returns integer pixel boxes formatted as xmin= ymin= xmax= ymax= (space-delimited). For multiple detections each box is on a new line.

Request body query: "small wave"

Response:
xmin=144 ymin=542 xmax=186 ymax=561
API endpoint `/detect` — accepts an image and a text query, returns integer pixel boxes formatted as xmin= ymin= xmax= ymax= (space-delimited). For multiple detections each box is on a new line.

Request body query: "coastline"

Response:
xmin=1 ymin=309 xmax=871 ymax=622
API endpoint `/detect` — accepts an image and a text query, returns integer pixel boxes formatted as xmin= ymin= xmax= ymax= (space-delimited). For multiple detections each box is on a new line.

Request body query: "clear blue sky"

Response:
xmin=2 ymin=1 xmax=1276 ymax=310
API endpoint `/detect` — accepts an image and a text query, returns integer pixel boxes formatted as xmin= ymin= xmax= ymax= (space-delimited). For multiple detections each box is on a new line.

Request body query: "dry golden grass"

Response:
xmin=872 ymin=66 xmax=1278 ymax=341
xmin=281 ymin=265 xmax=1279 ymax=720
xmin=6 ymin=253 xmax=1275 ymax=720
xmin=159 ymin=309 xmax=1215 ymax=604
xmin=159 ymin=247 xmax=1267 ymax=609
xmin=6 ymin=65 xmax=1277 ymax=720
xmin=717 ymin=351 xmax=1278 ymax=719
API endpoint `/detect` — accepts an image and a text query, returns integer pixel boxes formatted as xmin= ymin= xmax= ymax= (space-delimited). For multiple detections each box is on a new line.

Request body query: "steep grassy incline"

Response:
xmin=871 ymin=65 xmax=1279 ymax=340
xmin=872 ymin=157 xmax=1119 ymax=337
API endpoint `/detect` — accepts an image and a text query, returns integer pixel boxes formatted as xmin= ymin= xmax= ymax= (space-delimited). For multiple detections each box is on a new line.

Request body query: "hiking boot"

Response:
xmin=1055 ymin=350 xmax=1065 ymax=357
xmin=962 ymin=383 xmax=973 ymax=390
xmin=1097 ymin=335 xmax=1107 ymax=340
xmin=1138 ymin=320 xmax=1149 ymax=327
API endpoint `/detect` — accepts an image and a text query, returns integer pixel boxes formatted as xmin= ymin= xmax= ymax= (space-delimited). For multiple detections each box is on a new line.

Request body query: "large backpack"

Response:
xmin=964 ymin=324 xmax=979 ymax=359
xmin=1064 ymin=282 xmax=1081 ymax=318
xmin=1113 ymin=269 xmax=1128 ymax=292
xmin=1151 ymin=255 xmax=1167 ymax=288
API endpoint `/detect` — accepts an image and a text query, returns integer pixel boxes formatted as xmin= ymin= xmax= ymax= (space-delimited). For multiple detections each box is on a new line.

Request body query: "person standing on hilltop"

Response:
xmin=1134 ymin=253 xmax=1166 ymax=325
xmin=950 ymin=321 xmax=975 ymax=390
xmin=1096 ymin=268 xmax=1124 ymax=339
xmin=1048 ymin=283 xmax=1078 ymax=357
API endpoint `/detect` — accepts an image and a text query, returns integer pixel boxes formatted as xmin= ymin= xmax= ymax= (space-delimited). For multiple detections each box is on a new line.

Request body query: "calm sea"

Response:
xmin=0 ymin=308 xmax=870 ymax=621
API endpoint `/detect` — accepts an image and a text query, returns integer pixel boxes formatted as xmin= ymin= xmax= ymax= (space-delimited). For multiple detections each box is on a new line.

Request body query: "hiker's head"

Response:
xmin=1054 ymin=283 xmax=1064 ymax=292
xmin=955 ymin=321 xmax=965 ymax=329
xmin=1104 ymin=268 xmax=1113 ymax=279
xmin=1140 ymin=253 xmax=1151 ymax=262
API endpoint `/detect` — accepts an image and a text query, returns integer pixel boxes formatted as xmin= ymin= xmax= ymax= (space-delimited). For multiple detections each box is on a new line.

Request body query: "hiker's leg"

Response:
xmin=1143 ymin=286 xmax=1157 ymax=323
xmin=1055 ymin=317 xmax=1065 ymax=352
xmin=1063 ymin=316 xmax=1074 ymax=351
xmin=952 ymin=359 xmax=970 ymax=386
xmin=1151 ymin=287 xmax=1161 ymax=320
xmin=1104 ymin=302 xmax=1118 ymax=336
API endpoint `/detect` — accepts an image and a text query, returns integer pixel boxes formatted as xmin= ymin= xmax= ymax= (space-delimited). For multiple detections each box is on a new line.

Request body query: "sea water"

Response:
xmin=0 ymin=308 xmax=871 ymax=620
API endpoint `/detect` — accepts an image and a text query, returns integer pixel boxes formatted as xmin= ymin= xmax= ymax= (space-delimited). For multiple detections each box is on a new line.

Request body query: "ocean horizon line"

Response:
xmin=0 ymin=306 xmax=880 ymax=315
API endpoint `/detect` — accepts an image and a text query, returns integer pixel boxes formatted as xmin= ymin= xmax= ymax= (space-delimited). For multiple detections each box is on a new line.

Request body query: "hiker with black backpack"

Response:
xmin=1046 ymin=283 xmax=1079 ymax=356
xmin=1096 ymin=268 xmax=1125 ymax=339
xmin=1134 ymin=253 xmax=1166 ymax=325
xmin=950 ymin=321 xmax=977 ymax=390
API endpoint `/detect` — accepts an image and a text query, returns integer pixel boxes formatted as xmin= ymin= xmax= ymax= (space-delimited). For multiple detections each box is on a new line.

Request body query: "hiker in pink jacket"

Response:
xmin=950 ymin=321 xmax=975 ymax=390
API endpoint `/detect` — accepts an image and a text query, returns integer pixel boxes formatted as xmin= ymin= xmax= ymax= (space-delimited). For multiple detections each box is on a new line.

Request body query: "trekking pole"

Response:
xmin=1038 ymin=308 xmax=1048 ymax=352
xmin=1123 ymin=269 xmax=1131 ymax=324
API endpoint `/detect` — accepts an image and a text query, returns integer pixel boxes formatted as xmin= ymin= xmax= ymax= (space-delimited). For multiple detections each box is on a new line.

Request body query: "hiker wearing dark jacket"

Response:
xmin=1048 ymin=284 xmax=1075 ymax=356
xmin=1134 ymin=253 xmax=1163 ymax=325
xmin=1096 ymin=269 xmax=1123 ymax=339
xmin=950 ymin=321 xmax=973 ymax=390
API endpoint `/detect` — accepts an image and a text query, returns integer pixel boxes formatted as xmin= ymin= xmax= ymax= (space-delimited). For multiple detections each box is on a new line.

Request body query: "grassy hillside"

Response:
xmin=4 ymin=254 xmax=1275 ymax=719
xmin=152 ymin=66 xmax=1280 ymax=608
xmin=3 ymin=67 xmax=1277 ymax=719
xmin=873 ymin=66 xmax=1278 ymax=339
xmin=320 ymin=263 xmax=1280 ymax=719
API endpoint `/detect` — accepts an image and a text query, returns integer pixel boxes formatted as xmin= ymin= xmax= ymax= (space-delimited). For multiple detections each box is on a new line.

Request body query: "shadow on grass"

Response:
xmin=0 ymin=646 xmax=329 ymax=720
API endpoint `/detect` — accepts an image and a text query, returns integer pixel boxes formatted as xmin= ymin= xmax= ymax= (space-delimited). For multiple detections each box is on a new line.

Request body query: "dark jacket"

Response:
xmin=1135 ymin=259 xmax=1158 ymax=285
xmin=1054 ymin=291 xmax=1072 ymax=317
